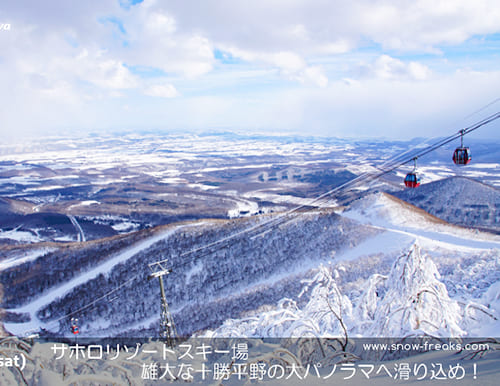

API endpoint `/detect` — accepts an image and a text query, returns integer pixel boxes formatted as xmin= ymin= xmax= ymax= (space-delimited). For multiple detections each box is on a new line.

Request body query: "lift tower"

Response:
xmin=148 ymin=258 xmax=177 ymax=348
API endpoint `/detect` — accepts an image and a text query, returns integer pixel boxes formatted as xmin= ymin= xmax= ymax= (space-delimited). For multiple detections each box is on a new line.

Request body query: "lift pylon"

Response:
xmin=148 ymin=258 xmax=177 ymax=347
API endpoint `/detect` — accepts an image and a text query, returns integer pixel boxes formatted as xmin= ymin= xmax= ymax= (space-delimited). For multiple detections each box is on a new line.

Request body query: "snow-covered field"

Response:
xmin=1 ymin=133 xmax=499 ymax=244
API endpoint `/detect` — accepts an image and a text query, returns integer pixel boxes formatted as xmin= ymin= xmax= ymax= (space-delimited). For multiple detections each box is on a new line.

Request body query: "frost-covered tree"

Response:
xmin=204 ymin=298 xmax=316 ymax=338
xmin=352 ymin=273 xmax=387 ymax=334
xmin=367 ymin=242 xmax=465 ymax=337
xmin=299 ymin=265 xmax=353 ymax=344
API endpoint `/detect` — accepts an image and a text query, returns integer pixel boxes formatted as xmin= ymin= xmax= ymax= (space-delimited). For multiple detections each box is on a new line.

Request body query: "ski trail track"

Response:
xmin=68 ymin=215 xmax=86 ymax=242
xmin=5 ymin=223 xmax=198 ymax=336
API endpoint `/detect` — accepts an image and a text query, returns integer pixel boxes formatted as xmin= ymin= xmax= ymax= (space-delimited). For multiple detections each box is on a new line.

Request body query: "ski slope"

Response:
xmin=342 ymin=192 xmax=500 ymax=252
xmin=0 ymin=248 xmax=56 ymax=271
xmin=4 ymin=223 xmax=204 ymax=336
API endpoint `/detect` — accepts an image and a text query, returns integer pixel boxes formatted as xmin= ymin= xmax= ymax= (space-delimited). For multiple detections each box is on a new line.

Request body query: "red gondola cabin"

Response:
xmin=453 ymin=147 xmax=471 ymax=165
xmin=404 ymin=172 xmax=421 ymax=188
xmin=71 ymin=317 xmax=79 ymax=334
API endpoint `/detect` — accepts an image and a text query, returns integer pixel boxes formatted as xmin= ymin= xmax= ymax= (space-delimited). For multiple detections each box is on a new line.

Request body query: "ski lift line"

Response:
xmin=462 ymin=97 xmax=500 ymax=121
xmin=153 ymin=110 xmax=500 ymax=273
xmin=371 ymin=108 xmax=500 ymax=173
xmin=176 ymin=176 xmax=353 ymax=259
xmin=362 ymin=111 xmax=500 ymax=182
xmin=199 ymin=110 xmax=500 ymax=247
xmin=149 ymin=257 xmax=170 ymax=267
xmin=173 ymin=113 xmax=496 ymax=264
xmin=375 ymin=112 xmax=499 ymax=184
xmin=176 ymin=167 xmax=386 ymax=265
xmin=397 ymin=111 xmax=500 ymax=170
xmin=177 ymin=120 xmax=446 ymax=260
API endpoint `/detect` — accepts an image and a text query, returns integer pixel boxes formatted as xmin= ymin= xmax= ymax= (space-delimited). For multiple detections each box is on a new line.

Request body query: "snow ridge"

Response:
xmin=393 ymin=176 xmax=500 ymax=232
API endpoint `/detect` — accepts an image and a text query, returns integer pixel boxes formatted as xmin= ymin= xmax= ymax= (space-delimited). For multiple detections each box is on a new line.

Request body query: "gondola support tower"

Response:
xmin=148 ymin=258 xmax=177 ymax=348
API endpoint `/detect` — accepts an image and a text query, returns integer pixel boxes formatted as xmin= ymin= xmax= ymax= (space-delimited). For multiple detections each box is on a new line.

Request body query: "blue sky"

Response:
xmin=1 ymin=0 xmax=500 ymax=140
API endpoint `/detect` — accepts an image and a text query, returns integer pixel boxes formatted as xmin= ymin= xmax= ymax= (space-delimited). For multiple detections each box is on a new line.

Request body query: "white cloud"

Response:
xmin=159 ymin=0 xmax=500 ymax=53
xmin=1 ymin=0 xmax=500 ymax=139
xmin=302 ymin=66 xmax=329 ymax=88
xmin=118 ymin=4 xmax=215 ymax=78
xmin=71 ymin=50 xmax=138 ymax=90
xmin=407 ymin=62 xmax=431 ymax=81
xmin=357 ymin=55 xmax=432 ymax=81
xmin=143 ymin=83 xmax=179 ymax=98
xmin=352 ymin=0 xmax=500 ymax=51
xmin=219 ymin=46 xmax=329 ymax=87
xmin=145 ymin=11 xmax=177 ymax=34
xmin=271 ymin=51 xmax=305 ymax=73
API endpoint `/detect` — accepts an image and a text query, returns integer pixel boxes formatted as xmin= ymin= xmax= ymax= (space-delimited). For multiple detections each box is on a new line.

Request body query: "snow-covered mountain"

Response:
xmin=204 ymin=192 xmax=500 ymax=339
xmin=1 ymin=133 xmax=499 ymax=344
xmin=2 ymin=189 xmax=499 ymax=340
xmin=2 ymin=210 xmax=380 ymax=337
xmin=393 ymin=176 xmax=500 ymax=233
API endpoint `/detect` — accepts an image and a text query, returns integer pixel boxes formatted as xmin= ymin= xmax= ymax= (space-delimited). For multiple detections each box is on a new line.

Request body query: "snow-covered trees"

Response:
xmin=206 ymin=265 xmax=353 ymax=340
xmin=366 ymin=243 xmax=464 ymax=337
xmin=207 ymin=242 xmax=473 ymax=340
